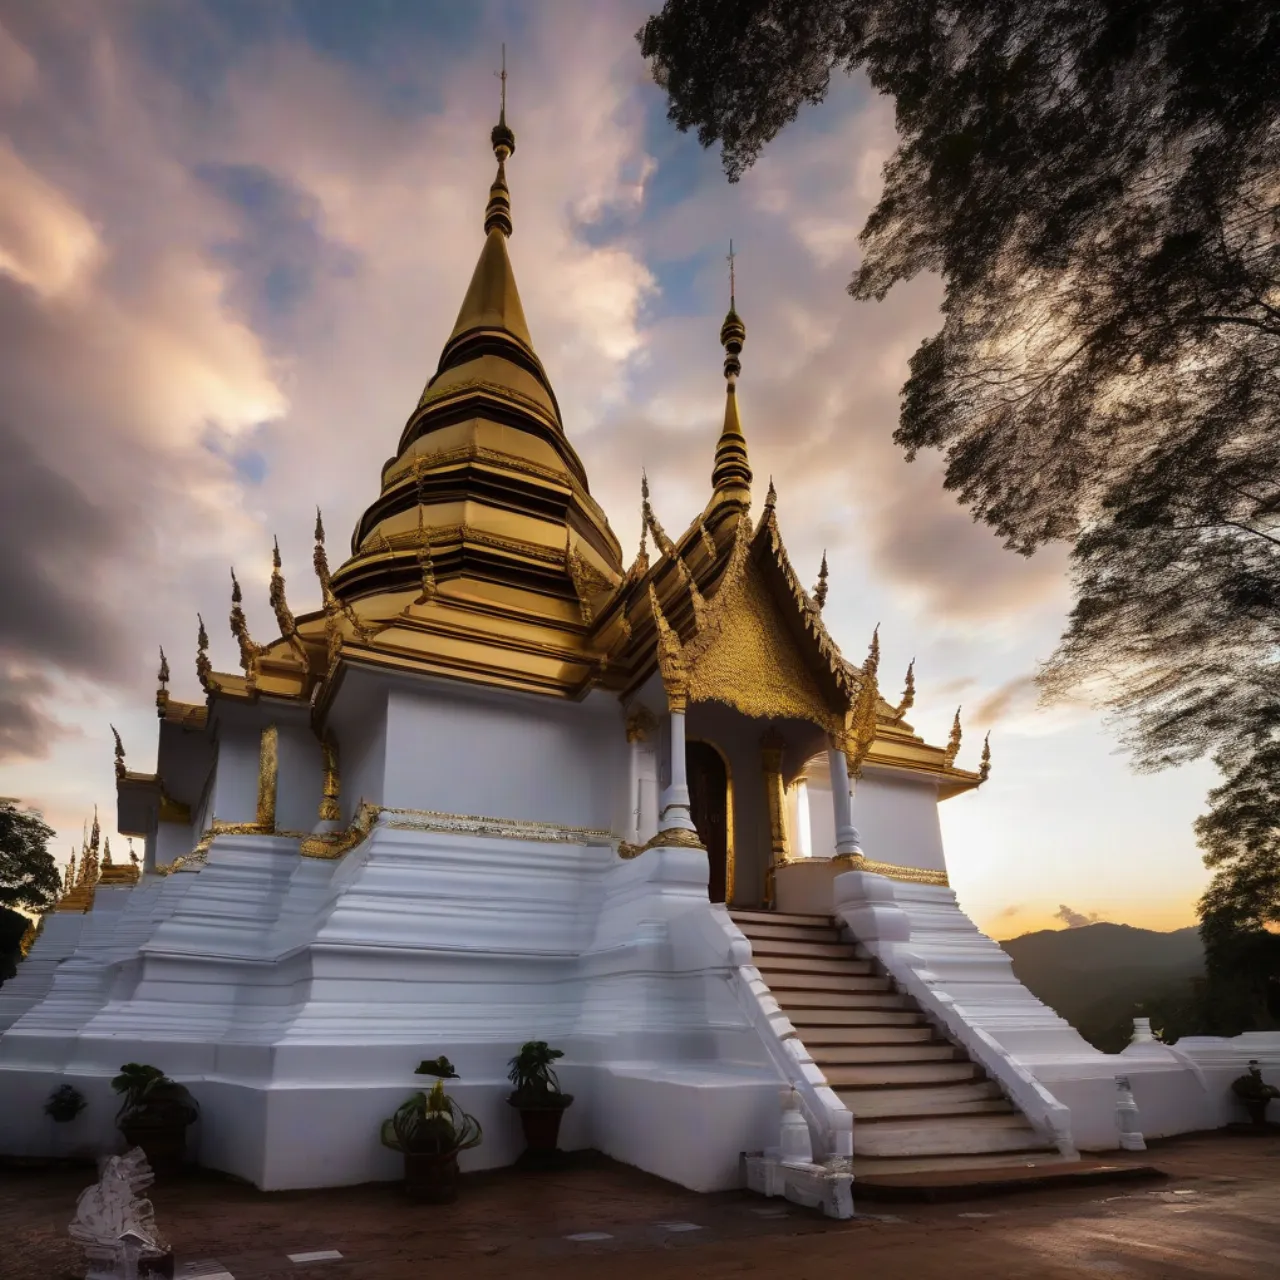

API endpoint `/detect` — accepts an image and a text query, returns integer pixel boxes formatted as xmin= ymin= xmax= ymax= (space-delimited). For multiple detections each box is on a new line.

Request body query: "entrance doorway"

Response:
xmin=687 ymin=740 xmax=729 ymax=903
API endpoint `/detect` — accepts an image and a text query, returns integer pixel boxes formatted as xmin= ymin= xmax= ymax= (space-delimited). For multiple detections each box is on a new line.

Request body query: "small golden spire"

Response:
xmin=111 ymin=724 xmax=125 ymax=779
xmin=485 ymin=45 xmax=515 ymax=237
xmin=65 ymin=848 xmax=77 ymax=892
xmin=765 ymin=478 xmax=777 ymax=510
xmin=865 ymin=624 xmax=881 ymax=684
xmin=979 ymin=731 xmax=992 ymax=782
xmin=945 ymin=707 xmax=963 ymax=767
xmin=229 ymin=568 xmax=261 ymax=685
xmin=156 ymin=646 xmax=170 ymax=716
xmin=813 ymin=553 xmax=829 ymax=610
xmin=893 ymin=659 xmax=916 ymax=720
xmin=632 ymin=473 xmax=650 ymax=575
xmin=102 ymin=836 xmax=112 ymax=867
xmin=128 ymin=837 xmax=139 ymax=866
xmin=711 ymin=240 xmax=752 ymax=502
xmin=271 ymin=536 xmax=309 ymax=667
xmin=195 ymin=613 xmax=217 ymax=694
xmin=413 ymin=466 xmax=438 ymax=607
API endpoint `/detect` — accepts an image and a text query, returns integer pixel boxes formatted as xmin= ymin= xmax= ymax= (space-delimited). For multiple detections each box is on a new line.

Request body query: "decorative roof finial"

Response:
xmin=229 ymin=567 xmax=261 ymax=685
xmin=711 ymin=248 xmax=752 ymax=502
xmin=111 ymin=724 xmax=125 ymax=780
xmin=128 ymin=837 xmax=139 ymax=866
xmin=944 ymin=707 xmax=963 ymax=767
xmin=813 ymin=552 xmax=829 ymax=610
xmin=65 ymin=848 xmax=77 ymax=892
xmin=893 ymin=659 xmax=916 ymax=720
xmin=270 ymin=536 xmax=309 ymax=667
xmin=485 ymin=45 xmax=515 ymax=236
xmin=979 ymin=731 xmax=992 ymax=782
xmin=102 ymin=836 xmax=112 ymax=867
xmin=719 ymin=241 xmax=746 ymax=382
xmin=765 ymin=477 xmax=777 ymax=510
xmin=195 ymin=613 xmax=217 ymax=694
xmin=865 ymin=624 xmax=881 ymax=683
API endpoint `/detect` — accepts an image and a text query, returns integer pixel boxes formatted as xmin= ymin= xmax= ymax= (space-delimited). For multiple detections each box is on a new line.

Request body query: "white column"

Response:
xmin=659 ymin=710 xmax=698 ymax=833
xmin=827 ymin=748 xmax=862 ymax=856
xmin=796 ymin=780 xmax=813 ymax=858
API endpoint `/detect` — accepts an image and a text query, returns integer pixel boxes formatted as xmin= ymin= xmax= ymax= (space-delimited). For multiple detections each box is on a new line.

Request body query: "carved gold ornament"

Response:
xmin=318 ymin=731 xmax=341 ymax=823
xmin=255 ymin=724 xmax=278 ymax=831
xmin=110 ymin=724 xmax=126 ymax=780
xmin=832 ymin=853 xmax=949 ymax=887
xmin=944 ymin=707 xmax=963 ymax=767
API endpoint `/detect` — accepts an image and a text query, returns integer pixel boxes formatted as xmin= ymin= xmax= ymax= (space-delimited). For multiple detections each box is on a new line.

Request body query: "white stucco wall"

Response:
xmin=381 ymin=681 xmax=628 ymax=829
xmin=275 ymin=720 xmax=323 ymax=833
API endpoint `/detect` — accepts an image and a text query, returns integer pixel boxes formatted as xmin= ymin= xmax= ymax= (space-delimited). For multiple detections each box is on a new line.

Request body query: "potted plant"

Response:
xmin=45 ymin=1083 xmax=87 ymax=1124
xmin=507 ymin=1041 xmax=573 ymax=1159
xmin=111 ymin=1064 xmax=199 ymax=1177
xmin=380 ymin=1060 xmax=482 ymax=1204
xmin=1231 ymin=1060 xmax=1280 ymax=1128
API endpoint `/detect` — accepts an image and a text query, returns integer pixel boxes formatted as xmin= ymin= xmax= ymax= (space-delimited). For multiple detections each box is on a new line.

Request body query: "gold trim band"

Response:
xmin=832 ymin=853 xmax=950 ymax=887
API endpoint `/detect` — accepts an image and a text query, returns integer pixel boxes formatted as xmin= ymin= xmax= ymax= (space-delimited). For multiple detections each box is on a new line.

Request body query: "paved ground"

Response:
xmin=4 ymin=1131 xmax=1278 ymax=1280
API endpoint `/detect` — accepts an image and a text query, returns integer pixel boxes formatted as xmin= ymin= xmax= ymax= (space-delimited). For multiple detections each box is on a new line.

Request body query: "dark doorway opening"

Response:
xmin=687 ymin=740 xmax=729 ymax=903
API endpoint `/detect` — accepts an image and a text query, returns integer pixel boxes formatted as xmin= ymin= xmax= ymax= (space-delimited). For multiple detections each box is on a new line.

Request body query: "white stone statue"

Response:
xmin=69 ymin=1148 xmax=170 ymax=1280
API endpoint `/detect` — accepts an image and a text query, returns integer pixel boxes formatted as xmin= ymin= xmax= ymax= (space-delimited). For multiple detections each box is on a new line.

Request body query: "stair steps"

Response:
xmin=729 ymin=908 xmax=1065 ymax=1183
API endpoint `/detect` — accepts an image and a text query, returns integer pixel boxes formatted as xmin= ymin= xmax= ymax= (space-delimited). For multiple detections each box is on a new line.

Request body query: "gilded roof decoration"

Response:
xmin=111 ymin=724 xmax=125 ymax=781
xmin=812 ymin=552 xmax=830 ymax=610
xmin=195 ymin=614 xmax=219 ymax=695
xmin=979 ymin=732 xmax=992 ymax=782
xmin=944 ymin=708 xmax=963 ymax=767
xmin=270 ymin=537 xmax=310 ymax=668
xmin=229 ymin=568 xmax=263 ymax=688
xmin=892 ymin=659 xmax=916 ymax=721
xmin=156 ymin=647 xmax=170 ymax=716
xmin=647 ymin=583 xmax=690 ymax=713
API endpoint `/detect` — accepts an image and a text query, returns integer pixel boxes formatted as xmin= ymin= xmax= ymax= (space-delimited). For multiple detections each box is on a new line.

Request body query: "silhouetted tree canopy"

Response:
xmin=639 ymin=0 xmax=1280 ymax=947
xmin=0 ymin=799 xmax=60 ymax=915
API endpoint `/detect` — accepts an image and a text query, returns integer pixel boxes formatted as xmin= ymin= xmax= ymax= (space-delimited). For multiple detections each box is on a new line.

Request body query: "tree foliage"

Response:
xmin=0 ymin=799 xmax=60 ymax=914
xmin=639 ymin=0 xmax=1280 ymax=948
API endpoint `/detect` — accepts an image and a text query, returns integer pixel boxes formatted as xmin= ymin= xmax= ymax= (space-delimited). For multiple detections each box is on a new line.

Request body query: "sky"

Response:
xmin=0 ymin=0 xmax=1218 ymax=939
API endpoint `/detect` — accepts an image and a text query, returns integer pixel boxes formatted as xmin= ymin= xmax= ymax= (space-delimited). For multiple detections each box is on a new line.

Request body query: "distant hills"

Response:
xmin=1000 ymin=921 xmax=1205 ymax=1052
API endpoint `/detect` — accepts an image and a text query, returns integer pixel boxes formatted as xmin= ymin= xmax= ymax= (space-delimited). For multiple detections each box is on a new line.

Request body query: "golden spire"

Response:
xmin=944 ymin=707 xmax=963 ymax=767
xmin=865 ymin=624 xmax=881 ymax=685
xmin=156 ymin=646 xmax=170 ymax=716
xmin=631 ymin=473 xmax=650 ymax=576
xmin=195 ymin=614 xmax=217 ymax=694
xmin=892 ymin=659 xmax=916 ymax=720
xmin=764 ymin=477 xmax=777 ymax=511
xmin=111 ymin=724 xmax=125 ymax=780
xmin=711 ymin=239 xmax=752 ymax=504
xmin=812 ymin=553 xmax=829 ymax=610
xmin=102 ymin=836 xmax=112 ymax=867
xmin=229 ymin=568 xmax=261 ymax=686
xmin=128 ymin=837 xmax=139 ymax=866
xmin=65 ymin=847 xmax=77 ymax=892
xmin=486 ymin=44 xmax=515 ymax=237
xmin=271 ymin=536 xmax=309 ymax=667
xmin=413 ymin=465 xmax=438 ymax=607
xmin=979 ymin=731 xmax=992 ymax=782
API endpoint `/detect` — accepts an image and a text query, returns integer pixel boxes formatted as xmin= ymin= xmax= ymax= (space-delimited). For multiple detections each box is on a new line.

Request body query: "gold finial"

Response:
xmin=318 ymin=733 xmax=341 ymax=824
xmin=229 ymin=567 xmax=261 ymax=684
xmin=979 ymin=731 xmax=992 ymax=782
xmin=65 ymin=848 xmax=77 ymax=892
xmin=633 ymin=472 xmax=650 ymax=573
xmin=865 ymin=624 xmax=881 ymax=683
xmin=765 ymin=478 xmax=777 ymax=510
xmin=719 ymin=242 xmax=747 ymax=382
xmin=156 ymin=646 xmax=170 ymax=716
xmin=485 ymin=45 xmax=515 ymax=236
xmin=110 ymin=724 xmax=125 ymax=779
xmin=196 ymin=613 xmax=217 ymax=694
xmin=270 ymin=536 xmax=308 ymax=667
xmin=128 ymin=837 xmax=139 ymax=866
xmin=711 ymin=249 xmax=751 ymax=502
xmin=413 ymin=465 xmax=438 ymax=606
xmin=893 ymin=659 xmax=916 ymax=720
xmin=102 ymin=836 xmax=112 ymax=867
xmin=813 ymin=553 xmax=829 ymax=609
xmin=944 ymin=707 xmax=963 ymax=767
xmin=728 ymin=238 xmax=736 ymax=307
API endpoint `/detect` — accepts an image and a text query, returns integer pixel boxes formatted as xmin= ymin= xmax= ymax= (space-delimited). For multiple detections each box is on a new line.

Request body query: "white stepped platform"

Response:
xmin=0 ymin=827 xmax=792 ymax=1194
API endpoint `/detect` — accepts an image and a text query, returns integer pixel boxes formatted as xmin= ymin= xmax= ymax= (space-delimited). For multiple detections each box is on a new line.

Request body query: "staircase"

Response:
xmin=731 ymin=908 xmax=1067 ymax=1178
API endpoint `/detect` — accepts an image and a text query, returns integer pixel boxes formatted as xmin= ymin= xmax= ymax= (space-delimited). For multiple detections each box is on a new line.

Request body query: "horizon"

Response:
xmin=0 ymin=3 xmax=1214 ymax=937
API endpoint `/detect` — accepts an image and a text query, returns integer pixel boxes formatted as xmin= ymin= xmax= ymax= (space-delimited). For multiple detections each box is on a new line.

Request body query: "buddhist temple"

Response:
xmin=1 ymin=102 xmax=1274 ymax=1211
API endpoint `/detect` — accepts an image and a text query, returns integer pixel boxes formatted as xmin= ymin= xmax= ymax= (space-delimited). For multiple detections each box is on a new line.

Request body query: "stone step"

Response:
xmin=823 ymin=1061 xmax=982 ymax=1088
xmin=788 ymin=1007 xmax=925 ymax=1027
xmin=730 ymin=909 xmax=832 ymax=930
xmin=801 ymin=1025 xmax=937 ymax=1046
xmin=853 ymin=1113 xmax=1045 ymax=1159
xmin=838 ymin=1080 xmax=1010 ymax=1119
xmin=738 ymin=925 xmax=845 ymax=947
xmin=810 ymin=1042 xmax=959 ymax=1066
xmin=772 ymin=990 xmax=911 ymax=1011
xmin=747 ymin=938 xmax=862 ymax=961
xmin=751 ymin=954 xmax=872 ymax=977
xmin=758 ymin=971 xmax=892 ymax=993
xmin=852 ymin=1150 xmax=1067 ymax=1178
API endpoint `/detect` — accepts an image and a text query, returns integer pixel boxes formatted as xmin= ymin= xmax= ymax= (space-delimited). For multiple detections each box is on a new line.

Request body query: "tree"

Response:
xmin=639 ymin=0 xmax=1280 ymax=947
xmin=0 ymin=799 xmax=60 ymax=915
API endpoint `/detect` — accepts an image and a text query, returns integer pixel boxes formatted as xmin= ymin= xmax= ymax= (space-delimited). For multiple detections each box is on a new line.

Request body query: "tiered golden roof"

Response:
xmin=141 ymin=108 xmax=987 ymax=801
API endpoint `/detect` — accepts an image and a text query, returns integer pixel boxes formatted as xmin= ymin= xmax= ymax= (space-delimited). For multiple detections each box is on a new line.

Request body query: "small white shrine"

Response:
xmin=1 ymin=106 xmax=1275 ymax=1204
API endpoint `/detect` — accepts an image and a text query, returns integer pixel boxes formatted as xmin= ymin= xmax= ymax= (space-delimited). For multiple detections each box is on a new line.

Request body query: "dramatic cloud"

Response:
xmin=1054 ymin=905 xmax=1105 ymax=929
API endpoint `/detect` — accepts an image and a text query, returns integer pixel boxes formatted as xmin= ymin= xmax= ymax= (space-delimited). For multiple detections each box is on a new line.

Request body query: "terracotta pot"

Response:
xmin=404 ymin=1149 xmax=460 ymax=1203
xmin=120 ymin=1121 xmax=187 ymax=1177
xmin=516 ymin=1103 xmax=570 ymax=1154
xmin=1244 ymin=1098 xmax=1272 ymax=1128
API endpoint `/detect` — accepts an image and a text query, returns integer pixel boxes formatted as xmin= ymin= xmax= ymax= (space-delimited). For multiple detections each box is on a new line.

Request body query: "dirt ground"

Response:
xmin=3 ymin=1131 xmax=1277 ymax=1280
